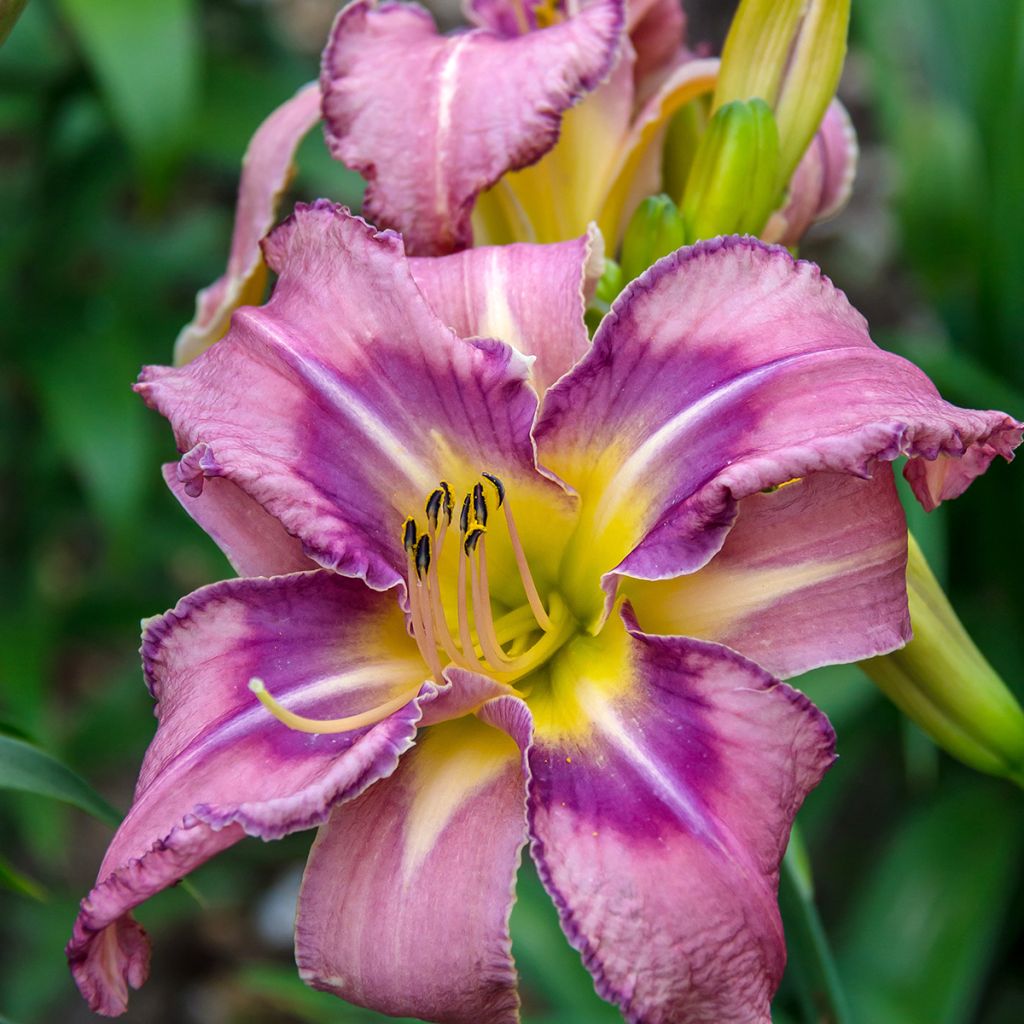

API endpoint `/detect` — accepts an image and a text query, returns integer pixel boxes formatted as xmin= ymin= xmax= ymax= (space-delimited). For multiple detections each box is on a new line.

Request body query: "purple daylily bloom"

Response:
xmin=69 ymin=202 xmax=1020 ymax=1022
xmin=319 ymin=0 xmax=857 ymax=254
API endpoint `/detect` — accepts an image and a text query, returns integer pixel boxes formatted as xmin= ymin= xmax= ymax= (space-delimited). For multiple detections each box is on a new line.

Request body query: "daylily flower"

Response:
xmin=173 ymin=0 xmax=854 ymax=364
xmin=69 ymin=202 xmax=1020 ymax=1022
xmin=319 ymin=0 xmax=858 ymax=254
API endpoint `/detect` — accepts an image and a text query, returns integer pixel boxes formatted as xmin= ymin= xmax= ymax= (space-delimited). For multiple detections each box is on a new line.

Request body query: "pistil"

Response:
xmin=247 ymin=678 xmax=422 ymax=734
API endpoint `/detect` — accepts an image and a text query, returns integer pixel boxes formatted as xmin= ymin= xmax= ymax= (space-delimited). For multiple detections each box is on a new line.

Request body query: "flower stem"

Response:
xmin=778 ymin=826 xmax=851 ymax=1024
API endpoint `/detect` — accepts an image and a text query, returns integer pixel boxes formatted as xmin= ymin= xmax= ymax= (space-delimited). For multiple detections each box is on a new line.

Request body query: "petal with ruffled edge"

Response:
xmin=173 ymin=82 xmax=321 ymax=365
xmin=624 ymin=468 xmax=910 ymax=678
xmin=296 ymin=694 xmax=532 ymax=1024
xmin=162 ymin=463 xmax=315 ymax=578
xmin=474 ymin=36 xmax=637 ymax=246
xmin=763 ymin=99 xmax=858 ymax=247
xmin=138 ymin=202 xmax=575 ymax=596
xmin=537 ymin=237 xmax=1022 ymax=625
xmin=527 ymin=608 xmax=835 ymax=1024
xmin=67 ymin=571 xmax=430 ymax=1015
xmin=320 ymin=0 xmax=624 ymax=254
xmin=409 ymin=228 xmax=601 ymax=393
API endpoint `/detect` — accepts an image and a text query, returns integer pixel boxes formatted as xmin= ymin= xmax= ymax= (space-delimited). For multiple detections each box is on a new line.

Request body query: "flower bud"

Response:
xmin=681 ymin=98 xmax=781 ymax=242
xmin=714 ymin=0 xmax=850 ymax=187
xmin=861 ymin=534 xmax=1024 ymax=787
xmin=620 ymin=195 xmax=687 ymax=283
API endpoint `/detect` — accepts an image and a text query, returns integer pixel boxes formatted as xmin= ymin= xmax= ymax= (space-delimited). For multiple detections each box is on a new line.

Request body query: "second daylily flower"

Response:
xmin=69 ymin=203 xmax=1019 ymax=1022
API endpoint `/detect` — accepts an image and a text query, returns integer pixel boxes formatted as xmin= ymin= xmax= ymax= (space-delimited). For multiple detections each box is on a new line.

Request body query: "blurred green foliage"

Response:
xmin=0 ymin=1 xmax=1022 ymax=1023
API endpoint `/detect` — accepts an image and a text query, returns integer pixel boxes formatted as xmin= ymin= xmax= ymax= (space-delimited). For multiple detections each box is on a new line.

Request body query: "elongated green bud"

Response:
xmin=619 ymin=195 xmax=687 ymax=284
xmin=714 ymin=0 xmax=850 ymax=187
xmin=861 ymin=534 xmax=1024 ymax=787
xmin=682 ymin=99 xmax=781 ymax=242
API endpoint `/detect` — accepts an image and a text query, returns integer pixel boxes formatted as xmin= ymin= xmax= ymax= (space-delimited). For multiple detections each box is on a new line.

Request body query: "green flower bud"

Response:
xmin=619 ymin=195 xmax=686 ymax=284
xmin=681 ymin=98 xmax=781 ymax=242
xmin=714 ymin=0 xmax=850 ymax=187
xmin=861 ymin=534 xmax=1024 ymax=787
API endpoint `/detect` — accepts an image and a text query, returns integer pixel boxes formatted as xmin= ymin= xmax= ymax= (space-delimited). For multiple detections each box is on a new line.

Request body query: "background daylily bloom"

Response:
xmin=69 ymin=202 xmax=1020 ymax=1022
xmin=173 ymin=0 xmax=856 ymax=364
xmin=319 ymin=0 xmax=857 ymax=254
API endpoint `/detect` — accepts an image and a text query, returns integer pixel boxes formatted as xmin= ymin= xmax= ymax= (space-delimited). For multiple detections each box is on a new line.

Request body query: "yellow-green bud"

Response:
xmin=861 ymin=534 xmax=1024 ymax=787
xmin=681 ymin=98 xmax=781 ymax=242
xmin=714 ymin=0 xmax=850 ymax=187
xmin=619 ymin=195 xmax=686 ymax=284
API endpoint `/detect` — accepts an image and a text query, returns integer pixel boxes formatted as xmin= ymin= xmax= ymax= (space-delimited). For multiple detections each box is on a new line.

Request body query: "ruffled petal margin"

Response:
xmin=162 ymin=463 xmax=315 ymax=578
xmin=536 ymin=236 xmax=1021 ymax=625
xmin=173 ymin=82 xmax=321 ymax=365
xmin=527 ymin=608 xmax=835 ymax=1024
xmin=68 ymin=571 xmax=428 ymax=1015
xmin=139 ymin=202 xmax=569 ymax=595
xmin=320 ymin=0 xmax=624 ymax=254
xmin=295 ymin=697 xmax=532 ymax=1024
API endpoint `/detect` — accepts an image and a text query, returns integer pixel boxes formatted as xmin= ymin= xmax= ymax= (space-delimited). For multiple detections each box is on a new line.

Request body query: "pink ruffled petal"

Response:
xmin=536 ymin=236 xmax=1021 ymax=623
xmin=320 ymin=0 xmax=624 ymax=254
xmin=68 ymin=571 xmax=429 ymax=1015
xmin=409 ymin=228 xmax=601 ymax=392
xmin=174 ymin=82 xmax=322 ymax=365
xmin=138 ymin=202 xmax=572 ymax=594
xmin=528 ymin=610 xmax=834 ymax=1024
xmin=162 ymin=463 xmax=315 ymax=578
xmin=295 ymin=697 xmax=532 ymax=1024
xmin=625 ymin=468 xmax=910 ymax=677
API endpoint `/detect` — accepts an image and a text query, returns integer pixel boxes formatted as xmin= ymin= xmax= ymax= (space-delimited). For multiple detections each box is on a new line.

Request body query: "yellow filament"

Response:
xmin=248 ymin=678 xmax=421 ymax=735
xmin=471 ymin=538 xmax=518 ymax=669
xmin=501 ymin=497 xmax=554 ymax=632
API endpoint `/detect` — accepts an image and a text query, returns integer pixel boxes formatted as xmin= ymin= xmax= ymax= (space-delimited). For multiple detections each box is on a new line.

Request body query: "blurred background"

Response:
xmin=1 ymin=0 xmax=1022 ymax=1021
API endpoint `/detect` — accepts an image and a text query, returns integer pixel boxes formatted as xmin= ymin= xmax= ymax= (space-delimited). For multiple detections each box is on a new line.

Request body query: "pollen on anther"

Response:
xmin=459 ymin=494 xmax=472 ymax=534
xmin=425 ymin=488 xmax=444 ymax=527
xmin=402 ymin=516 xmax=418 ymax=553
xmin=472 ymin=482 xmax=488 ymax=526
xmin=464 ymin=525 xmax=485 ymax=555
xmin=415 ymin=534 xmax=432 ymax=578
xmin=482 ymin=473 xmax=505 ymax=506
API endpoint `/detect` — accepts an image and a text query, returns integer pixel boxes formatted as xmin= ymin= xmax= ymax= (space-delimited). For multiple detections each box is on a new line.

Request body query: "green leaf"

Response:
xmin=0 ymin=735 xmax=120 ymax=826
xmin=56 ymin=0 xmax=199 ymax=178
xmin=0 ymin=851 xmax=47 ymax=902
xmin=779 ymin=829 xmax=851 ymax=1024
xmin=234 ymin=964 xmax=422 ymax=1023
xmin=837 ymin=783 xmax=1024 ymax=1024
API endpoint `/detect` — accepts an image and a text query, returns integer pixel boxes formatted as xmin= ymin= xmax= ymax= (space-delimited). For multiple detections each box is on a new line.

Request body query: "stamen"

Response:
xmin=470 ymin=535 xmax=517 ymax=669
xmin=415 ymin=534 xmax=431 ymax=579
xmin=472 ymin=482 xmax=488 ymax=526
xmin=482 ymin=472 xmax=505 ymax=506
xmin=439 ymin=481 xmax=453 ymax=521
xmin=402 ymin=516 xmax=418 ymax=554
xmin=406 ymin=546 xmax=444 ymax=682
xmin=464 ymin=524 xmax=486 ymax=555
xmin=425 ymin=488 xmax=444 ymax=528
xmin=248 ymin=677 xmax=421 ymax=734
xmin=486 ymin=479 xmax=553 ymax=632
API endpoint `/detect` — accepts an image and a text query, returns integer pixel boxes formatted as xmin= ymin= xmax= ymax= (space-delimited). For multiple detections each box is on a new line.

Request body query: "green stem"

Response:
xmin=778 ymin=829 xmax=851 ymax=1024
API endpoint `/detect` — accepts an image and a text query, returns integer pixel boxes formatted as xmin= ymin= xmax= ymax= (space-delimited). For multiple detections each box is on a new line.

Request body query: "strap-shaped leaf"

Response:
xmin=0 ymin=735 xmax=120 ymax=826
